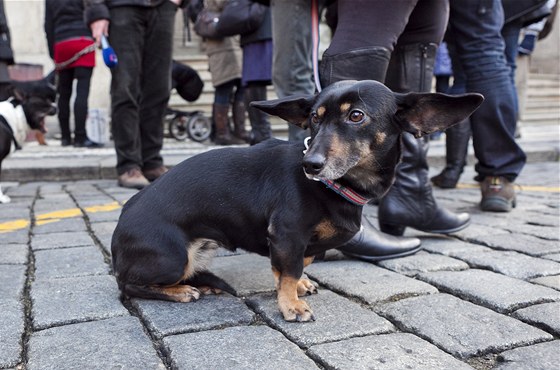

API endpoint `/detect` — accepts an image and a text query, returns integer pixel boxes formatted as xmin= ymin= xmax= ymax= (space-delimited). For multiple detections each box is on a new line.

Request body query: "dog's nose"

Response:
xmin=303 ymin=153 xmax=326 ymax=175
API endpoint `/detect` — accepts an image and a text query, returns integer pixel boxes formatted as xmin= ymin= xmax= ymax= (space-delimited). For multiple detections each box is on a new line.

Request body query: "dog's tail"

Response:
xmin=185 ymin=271 xmax=236 ymax=296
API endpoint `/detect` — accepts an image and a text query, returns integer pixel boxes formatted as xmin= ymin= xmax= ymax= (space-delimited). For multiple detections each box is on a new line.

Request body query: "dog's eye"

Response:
xmin=311 ymin=112 xmax=319 ymax=124
xmin=349 ymin=110 xmax=364 ymax=123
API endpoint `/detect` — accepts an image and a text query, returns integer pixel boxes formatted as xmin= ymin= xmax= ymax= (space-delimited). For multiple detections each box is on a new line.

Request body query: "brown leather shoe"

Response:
xmin=143 ymin=165 xmax=168 ymax=182
xmin=480 ymin=176 xmax=516 ymax=212
xmin=118 ymin=168 xmax=150 ymax=189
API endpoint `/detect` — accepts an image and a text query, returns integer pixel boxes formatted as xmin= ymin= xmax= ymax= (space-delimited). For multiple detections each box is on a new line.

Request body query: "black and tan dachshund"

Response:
xmin=111 ymin=80 xmax=483 ymax=322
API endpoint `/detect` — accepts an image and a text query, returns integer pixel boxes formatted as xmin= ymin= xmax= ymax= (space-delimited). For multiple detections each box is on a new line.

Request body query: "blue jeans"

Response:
xmin=108 ymin=2 xmax=177 ymax=175
xmin=447 ymin=0 xmax=526 ymax=181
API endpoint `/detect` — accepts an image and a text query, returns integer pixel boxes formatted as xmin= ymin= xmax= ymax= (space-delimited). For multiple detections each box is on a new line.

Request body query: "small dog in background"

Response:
xmin=110 ymin=80 xmax=483 ymax=322
xmin=0 ymin=79 xmax=57 ymax=203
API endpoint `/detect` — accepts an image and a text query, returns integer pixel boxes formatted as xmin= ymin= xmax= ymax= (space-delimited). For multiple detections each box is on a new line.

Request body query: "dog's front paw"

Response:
xmin=279 ymin=298 xmax=315 ymax=322
xmin=297 ymin=278 xmax=318 ymax=296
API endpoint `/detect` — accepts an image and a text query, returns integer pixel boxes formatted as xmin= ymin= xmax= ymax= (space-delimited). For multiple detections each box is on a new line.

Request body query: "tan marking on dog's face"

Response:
xmin=317 ymin=106 xmax=326 ymax=118
xmin=314 ymin=219 xmax=337 ymax=240
xmin=181 ymin=238 xmax=219 ymax=281
xmin=340 ymin=102 xmax=351 ymax=113
xmin=375 ymin=132 xmax=387 ymax=145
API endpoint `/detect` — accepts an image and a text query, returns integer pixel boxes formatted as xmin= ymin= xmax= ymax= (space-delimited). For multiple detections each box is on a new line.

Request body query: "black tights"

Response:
xmin=57 ymin=66 xmax=93 ymax=142
xmin=328 ymin=0 xmax=448 ymax=55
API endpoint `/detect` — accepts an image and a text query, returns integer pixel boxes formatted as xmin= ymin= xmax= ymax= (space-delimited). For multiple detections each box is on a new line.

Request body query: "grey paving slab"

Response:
xmin=0 ymin=203 xmax=30 ymax=221
xmin=308 ymin=332 xmax=473 ymax=370
xmin=0 ymin=229 xmax=29 ymax=244
xmin=0 ymin=264 xmax=27 ymax=298
xmin=0 ymin=244 xmax=28 ymax=264
xmin=494 ymin=340 xmax=560 ymax=370
xmin=377 ymin=251 xmax=469 ymax=277
xmin=27 ymin=316 xmax=164 ymax=370
xmin=89 ymin=221 xmax=117 ymax=255
xmin=378 ymin=294 xmax=553 ymax=359
xmin=0 ymin=299 xmax=25 ymax=368
xmin=31 ymin=275 xmax=128 ymax=330
xmin=454 ymin=223 xmax=511 ymax=240
xmin=247 ymin=290 xmax=394 ymax=348
xmin=305 ymin=260 xmax=437 ymax=305
xmin=86 ymin=208 xmax=122 ymax=223
xmin=471 ymin=232 xmax=558 ymax=256
xmin=415 ymin=237 xmax=491 ymax=256
xmin=513 ymin=302 xmax=560 ymax=335
xmin=444 ymin=249 xmax=560 ymax=279
xmin=542 ymin=253 xmax=560 ymax=262
xmin=210 ymin=253 xmax=276 ymax=295
xmin=30 ymin=230 xmax=94 ymax=250
xmin=132 ymin=294 xmax=255 ymax=339
xmin=530 ymin=274 xmax=560 ymax=290
xmin=34 ymin=246 xmax=109 ymax=280
xmin=503 ymin=223 xmax=560 ymax=241
xmin=32 ymin=216 xmax=88 ymax=235
xmin=163 ymin=325 xmax=319 ymax=370
xmin=418 ymin=269 xmax=560 ymax=313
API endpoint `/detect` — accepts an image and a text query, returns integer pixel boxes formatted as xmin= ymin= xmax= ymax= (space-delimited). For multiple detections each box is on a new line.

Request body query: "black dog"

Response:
xmin=111 ymin=80 xmax=483 ymax=321
xmin=0 ymin=79 xmax=57 ymax=203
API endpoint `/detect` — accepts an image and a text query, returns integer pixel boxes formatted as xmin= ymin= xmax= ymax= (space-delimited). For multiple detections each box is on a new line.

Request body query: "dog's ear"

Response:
xmin=250 ymin=95 xmax=315 ymax=129
xmin=394 ymin=92 xmax=484 ymax=138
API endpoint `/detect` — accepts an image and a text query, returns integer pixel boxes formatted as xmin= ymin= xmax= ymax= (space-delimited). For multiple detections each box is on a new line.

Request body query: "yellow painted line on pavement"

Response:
xmin=0 ymin=201 xmax=122 ymax=234
xmin=456 ymin=183 xmax=560 ymax=192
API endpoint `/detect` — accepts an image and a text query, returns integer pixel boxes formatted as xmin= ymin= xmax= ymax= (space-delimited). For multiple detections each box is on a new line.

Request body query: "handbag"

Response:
xmin=215 ymin=0 xmax=266 ymax=37
xmin=193 ymin=8 xmax=222 ymax=39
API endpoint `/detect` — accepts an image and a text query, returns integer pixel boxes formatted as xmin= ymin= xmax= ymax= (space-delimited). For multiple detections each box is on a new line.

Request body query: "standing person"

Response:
xmin=84 ymin=0 xmax=180 ymax=189
xmin=203 ymin=0 xmax=247 ymax=145
xmin=45 ymin=0 xmax=102 ymax=148
xmin=320 ymin=0 xmax=472 ymax=238
xmin=241 ymin=2 xmax=273 ymax=145
xmin=445 ymin=0 xmax=527 ymax=212
xmin=270 ymin=0 xmax=315 ymax=142
xmin=0 ymin=0 xmax=14 ymax=101
xmin=270 ymin=0 xmax=423 ymax=262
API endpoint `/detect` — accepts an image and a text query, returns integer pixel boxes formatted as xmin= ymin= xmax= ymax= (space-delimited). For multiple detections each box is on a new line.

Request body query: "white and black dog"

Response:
xmin=0 ymin=79 xmax=57 ymax=203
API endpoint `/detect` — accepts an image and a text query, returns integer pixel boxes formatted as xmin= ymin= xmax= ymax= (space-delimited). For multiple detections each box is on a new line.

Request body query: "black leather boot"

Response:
xmin=244 ymin=84 xmax=272 ymax=145
xmin=378 ymin=43 xmax=470 ymax=236
xmin=320 ymin=46 xmax=422 ymax=261
xmin=320 ymin=46 xmax=391 ymax=86
xmin=431 ymin=118 xmax=471 ymax=188
xmin=339 ymin=217 xmax=421 ymax=262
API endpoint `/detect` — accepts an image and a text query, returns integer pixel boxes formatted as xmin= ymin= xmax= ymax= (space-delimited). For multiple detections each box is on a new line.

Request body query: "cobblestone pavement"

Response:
xmin=0 ymin=161 xmax=559 ymax=369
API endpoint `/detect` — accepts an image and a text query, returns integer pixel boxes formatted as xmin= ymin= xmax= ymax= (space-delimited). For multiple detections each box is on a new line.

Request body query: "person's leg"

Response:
xmin=139 ymin=1 xmax=177 ymax=173
xmin=318 ymin=0 xmax=424 ymax=261
xmin=213 ymin=80 xmax=244 ymax=145
xmin=245 ymin=81 xmax=272 ymax=145
xmin=107 ymin=6 xmax=145 ymax=177
xmin=57 ymin=68 xmax=74 ymax=146
xmin=231 ymin=80 xmax=250 ymax=142
xmin=270 ymin=0 xmax=314 ymax=142
xmin=448 ymin=0 xmax=526 ymax=211
xmin=72 ymin=67 xmax=93 ymax=145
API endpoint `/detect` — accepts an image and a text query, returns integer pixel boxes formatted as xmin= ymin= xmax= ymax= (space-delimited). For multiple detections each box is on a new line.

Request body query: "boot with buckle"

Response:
xmin=378 ymin=43 xmax=470 ymax=236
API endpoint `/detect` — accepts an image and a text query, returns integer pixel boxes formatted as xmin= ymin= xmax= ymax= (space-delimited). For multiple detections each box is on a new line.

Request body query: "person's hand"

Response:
xmin=90 ymin=19 xmax=110 ymax=47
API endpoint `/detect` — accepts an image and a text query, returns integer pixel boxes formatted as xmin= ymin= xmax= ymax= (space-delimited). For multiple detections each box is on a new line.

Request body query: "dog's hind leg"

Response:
xmin=121 ymin=283 xmax=201 ymax=302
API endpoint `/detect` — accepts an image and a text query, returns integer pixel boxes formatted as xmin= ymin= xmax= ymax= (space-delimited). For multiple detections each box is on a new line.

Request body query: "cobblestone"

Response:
xmin=494 ymin=340 xmax=560 ymax=370
xmin=378 ymin=293 xmax=553 ymax=359
xmin=377 ymin=251 xmax=469 ymax=276
xmin=34 ymin=246 xmax=109 ymax=280
xmin=418 ymin=269 xmax=560 ymax=313
xmin=512 ymin=302 xmax=560 ymax=335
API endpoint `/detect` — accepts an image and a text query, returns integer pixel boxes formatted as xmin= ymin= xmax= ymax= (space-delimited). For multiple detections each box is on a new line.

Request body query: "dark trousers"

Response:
xmin=447 ymin=0 xmax=526 ymax=181
xmin=57 ymin=67 xmax=93 ymax=143
xmin=108 ymin=2 xmax=176 ymax=175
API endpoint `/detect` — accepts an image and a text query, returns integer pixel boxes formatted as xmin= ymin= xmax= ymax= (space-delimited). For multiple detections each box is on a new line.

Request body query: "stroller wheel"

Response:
xmin=168 ymin=115 xmax=189 ymax=141
xmin=186 ymin=113 xmax=212 ymax=142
